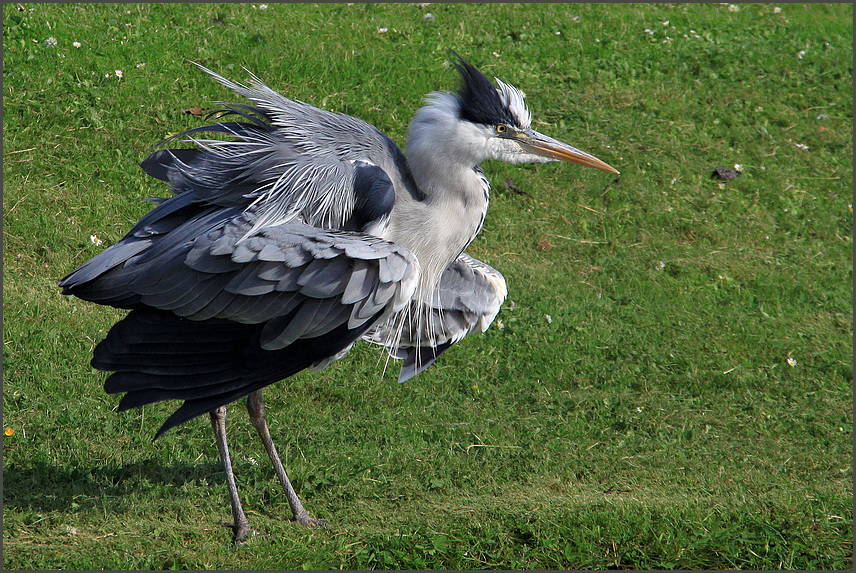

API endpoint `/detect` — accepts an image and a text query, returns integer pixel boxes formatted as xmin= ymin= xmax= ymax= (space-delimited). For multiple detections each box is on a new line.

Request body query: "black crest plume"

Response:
xmin=450 ymin=50 xmax=518 ymax=128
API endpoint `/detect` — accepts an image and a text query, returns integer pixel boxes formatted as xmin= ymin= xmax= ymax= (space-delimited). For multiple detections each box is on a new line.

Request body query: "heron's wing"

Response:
xmin=64 ymin=204 xmax=418 ymax=344
xmin=365 ymin=253 xmax=507 ymax=383
xmin=141 ymin=64 xmax=416 ymax=236
xmin=60 ymin=200 xmax=418 ymax=435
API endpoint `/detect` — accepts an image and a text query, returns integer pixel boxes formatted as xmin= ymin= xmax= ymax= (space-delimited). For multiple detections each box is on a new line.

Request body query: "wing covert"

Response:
xmin=64 ymin=204 xmax=419 ymax=352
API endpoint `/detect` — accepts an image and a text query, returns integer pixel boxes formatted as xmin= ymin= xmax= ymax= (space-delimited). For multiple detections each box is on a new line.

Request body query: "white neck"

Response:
xmin=382 ymin=92 xmax=491 ymax=303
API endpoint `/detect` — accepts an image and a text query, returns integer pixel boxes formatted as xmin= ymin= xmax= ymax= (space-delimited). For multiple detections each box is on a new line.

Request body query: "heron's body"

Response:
xmin=59 ymin=54 xmax=617 ymax=542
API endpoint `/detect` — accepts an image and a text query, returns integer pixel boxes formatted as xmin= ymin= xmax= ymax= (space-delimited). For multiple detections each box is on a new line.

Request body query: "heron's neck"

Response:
xmin=383 ymin=95 xmax=490 ymax=303
xmin=404 ymin=92 xmax=491 ymax=197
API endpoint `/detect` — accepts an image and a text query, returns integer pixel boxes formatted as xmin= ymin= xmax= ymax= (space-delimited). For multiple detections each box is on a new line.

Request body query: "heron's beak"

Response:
xmin=517 ymin=130 xmax=620 ymax=174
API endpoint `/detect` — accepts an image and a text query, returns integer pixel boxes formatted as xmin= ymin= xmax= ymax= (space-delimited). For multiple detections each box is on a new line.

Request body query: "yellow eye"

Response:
xmin=496 ymin=124 xmax=508 ymax=134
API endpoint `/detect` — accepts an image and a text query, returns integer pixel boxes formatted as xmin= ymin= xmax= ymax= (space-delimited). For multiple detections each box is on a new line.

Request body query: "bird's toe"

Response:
xmin=221 ymin=520 xmax=255 ymax=545
xmin=293 ymin=513 xmax=329 ymax=528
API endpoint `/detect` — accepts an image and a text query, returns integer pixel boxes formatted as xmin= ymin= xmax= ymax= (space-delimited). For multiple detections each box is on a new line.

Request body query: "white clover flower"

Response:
xmin=786 ymin=357 xmax=797 ymax=367
xmin=73 ymin=41 xmax=82 ymax=48
xmin=115 ymin=69 xmax=123 ymax=79
xmin=45 ymin=37 xmax=58 ymax=47
xmin=773 ymin=6 xmax=782 ymax=13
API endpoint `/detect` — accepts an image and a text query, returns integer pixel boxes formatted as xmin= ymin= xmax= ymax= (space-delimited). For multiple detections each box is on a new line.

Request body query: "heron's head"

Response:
xmin=416 ymin=54 xmax=619 ymax=174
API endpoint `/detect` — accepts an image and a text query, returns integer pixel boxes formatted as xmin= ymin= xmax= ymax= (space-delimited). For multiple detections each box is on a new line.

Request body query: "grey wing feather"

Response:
xmin=342 ymin=260 xmax=377 ymax=305
xmin=175 ymin=213 xmax=419 ymax=349
xmin=364 ymin=253 xmax=507 ymax=382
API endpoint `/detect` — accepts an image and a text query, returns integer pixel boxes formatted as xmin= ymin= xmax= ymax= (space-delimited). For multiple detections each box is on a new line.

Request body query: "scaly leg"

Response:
xmin=246 ymin=389 xmax=328 ymax=527
xmin=210 ymin=406 xmax=253 ymax=543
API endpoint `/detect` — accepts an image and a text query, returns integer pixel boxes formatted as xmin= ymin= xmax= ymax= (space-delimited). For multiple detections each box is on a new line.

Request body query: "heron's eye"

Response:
xmin=496 ymin=124 xmax=508 ymax=134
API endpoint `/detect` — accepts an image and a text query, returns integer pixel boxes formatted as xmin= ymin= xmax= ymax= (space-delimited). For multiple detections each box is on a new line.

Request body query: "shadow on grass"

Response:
xmin=3 ymin=459 xmax=224 ymax=513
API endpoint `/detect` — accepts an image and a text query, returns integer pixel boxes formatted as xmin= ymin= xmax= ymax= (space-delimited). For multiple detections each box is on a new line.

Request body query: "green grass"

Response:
xmin=3 ymin=2 xmax=852 ymax=569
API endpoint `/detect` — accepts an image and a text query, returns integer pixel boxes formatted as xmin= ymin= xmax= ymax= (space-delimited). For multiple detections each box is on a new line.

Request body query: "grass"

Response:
xmin=3 ymin=2 xmax=852 ymax=569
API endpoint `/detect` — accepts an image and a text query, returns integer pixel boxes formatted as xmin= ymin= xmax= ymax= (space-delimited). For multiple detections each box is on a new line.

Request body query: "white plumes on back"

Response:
xmin=495 ymin=77 xmax=531 ymax=129
xmin=175 ymin=129 xmax=358 ymax=241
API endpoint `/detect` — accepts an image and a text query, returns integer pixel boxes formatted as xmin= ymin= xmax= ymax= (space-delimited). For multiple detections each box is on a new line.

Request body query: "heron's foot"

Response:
xmin=293 ymin=512 xmax=329 ymax=528
xmin=220 ymin=520 xmax=256 ymax=545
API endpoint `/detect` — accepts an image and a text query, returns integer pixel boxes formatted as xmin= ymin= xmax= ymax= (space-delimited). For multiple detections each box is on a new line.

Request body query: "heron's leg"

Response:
xmin=246 ymin=389 xmax=328 ymax=527
xmin=209 ymin=406 xmax=253 ymax=543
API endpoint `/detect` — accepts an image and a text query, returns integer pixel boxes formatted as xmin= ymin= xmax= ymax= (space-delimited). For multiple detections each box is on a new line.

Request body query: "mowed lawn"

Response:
xmin=3 ymin=3 xmax=852 ymax=569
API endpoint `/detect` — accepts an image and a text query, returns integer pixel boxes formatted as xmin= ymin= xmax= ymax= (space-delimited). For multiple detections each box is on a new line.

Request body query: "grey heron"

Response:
xmin=59 ymin=53 xmax=618 ymax=543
